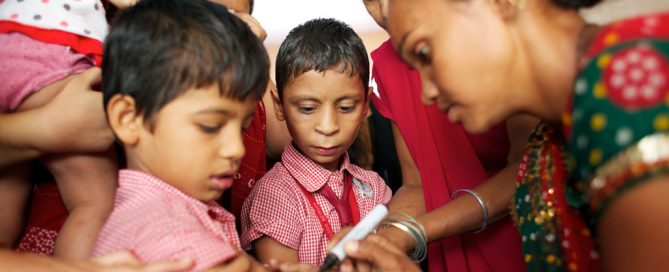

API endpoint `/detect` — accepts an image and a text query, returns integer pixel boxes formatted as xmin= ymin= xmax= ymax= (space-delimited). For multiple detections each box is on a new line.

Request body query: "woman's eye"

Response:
xmin=413 ymin=44 xmax=432 ymax=66
xmin=198 ymin=124 xmax=221 ymax=134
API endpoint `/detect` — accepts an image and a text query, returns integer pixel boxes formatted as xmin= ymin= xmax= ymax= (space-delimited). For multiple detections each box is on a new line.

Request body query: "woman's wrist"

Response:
xmin=377 ymin=226 xmax=415 ymax=253
xmin=376 ymin=212 xmax=428 ymax=262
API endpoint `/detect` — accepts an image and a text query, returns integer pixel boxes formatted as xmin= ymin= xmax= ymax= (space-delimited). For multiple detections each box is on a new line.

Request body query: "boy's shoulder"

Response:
xmin=346 ymin=163 xmax=384 ymax=184
xmin=256 ymin=161 xmax=292 ymax=186
xmin=109 ymin=188 xmax=198 ymax=229
xmin=249 ymin=162 xmax=302 ymax=199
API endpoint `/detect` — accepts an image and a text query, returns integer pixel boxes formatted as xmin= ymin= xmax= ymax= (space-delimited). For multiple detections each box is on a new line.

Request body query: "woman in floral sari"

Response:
xmin=382 ymin=0 xmax=669 ymax=270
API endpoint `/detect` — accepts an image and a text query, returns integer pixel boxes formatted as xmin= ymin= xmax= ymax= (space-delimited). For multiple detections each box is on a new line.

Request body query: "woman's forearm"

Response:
xmin=417 ymin=162 xmax=519 ymax=241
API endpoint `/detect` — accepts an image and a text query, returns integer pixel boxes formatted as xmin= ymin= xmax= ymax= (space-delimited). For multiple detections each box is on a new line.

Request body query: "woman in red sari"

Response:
xmin=363 ymin=1 xmax=534 ymax=271
xmin=382 ymin=0 xmax=669 ymax=270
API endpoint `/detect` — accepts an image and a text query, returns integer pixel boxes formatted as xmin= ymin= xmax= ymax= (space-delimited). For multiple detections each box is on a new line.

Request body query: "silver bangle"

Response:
xmin=389 ymin=212 xmax=427 ymax=240
xmin=382 ymin=219 xmax=427 ymax=262
xmin=451 ymin=189 xmax=489 ymax=233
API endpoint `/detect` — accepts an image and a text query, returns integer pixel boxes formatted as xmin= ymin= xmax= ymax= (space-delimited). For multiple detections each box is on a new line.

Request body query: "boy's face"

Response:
xmin=127 ymin=85 xmax=256 ymax=202
xmin=276 ymin=69 xmax=369 ymax=171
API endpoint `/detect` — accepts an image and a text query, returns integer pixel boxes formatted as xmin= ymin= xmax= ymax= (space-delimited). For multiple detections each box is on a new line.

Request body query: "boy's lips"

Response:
xmin=313 ymin=146 xmax=340 ymax=156
xmin=210 ymin=174 xmax=234 ymax=189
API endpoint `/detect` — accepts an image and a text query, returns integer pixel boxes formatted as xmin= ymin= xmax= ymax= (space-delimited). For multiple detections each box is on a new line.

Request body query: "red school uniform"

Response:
xmin=240 ymin=144 xmax=392 ymax=265
xmin=93 ymin=170 xmax=240 ymax=271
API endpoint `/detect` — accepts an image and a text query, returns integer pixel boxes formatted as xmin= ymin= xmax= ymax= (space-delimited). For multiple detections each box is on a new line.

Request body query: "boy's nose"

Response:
xmin=315 ymin=109 xmax=340 ymax=136
xmin=218 ymin=130 xmax=246 ymax=162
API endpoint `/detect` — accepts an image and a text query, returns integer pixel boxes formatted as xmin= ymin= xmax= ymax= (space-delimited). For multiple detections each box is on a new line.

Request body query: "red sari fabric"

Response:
xmin=220 ymin=101 xmax=267 ymax=219
xmin=16 ymin=102 xmax=267 ymax=254
xmin=371 ymin=40 xmax=525 ymax=271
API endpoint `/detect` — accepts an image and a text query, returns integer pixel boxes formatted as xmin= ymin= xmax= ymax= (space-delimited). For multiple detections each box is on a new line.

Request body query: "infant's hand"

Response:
xmin=230 ymin=11 xmax=267 ymax=42
xmin=108 ymin=0 xmax=139 ymax=9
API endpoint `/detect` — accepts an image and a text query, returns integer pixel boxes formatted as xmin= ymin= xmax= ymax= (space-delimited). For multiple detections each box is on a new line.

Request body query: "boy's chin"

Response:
xmin=196 ymin=191 xmax=224 ymax=203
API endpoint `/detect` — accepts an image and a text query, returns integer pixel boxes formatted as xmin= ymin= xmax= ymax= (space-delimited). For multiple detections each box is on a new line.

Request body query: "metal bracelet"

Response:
xmin=451 ymin=189 xmax=489 ymax=233
xmin=382 ymin=220 xmax=427 ymax=262
xmin=389 ymin=212 xmax=427 ymax=240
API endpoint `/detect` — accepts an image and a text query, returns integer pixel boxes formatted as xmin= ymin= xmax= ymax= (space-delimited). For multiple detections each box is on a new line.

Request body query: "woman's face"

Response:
xmin=387 ymin=0 xmax=523 ymax=133
xmin=363 ymin=0 xmax=389 ymax=30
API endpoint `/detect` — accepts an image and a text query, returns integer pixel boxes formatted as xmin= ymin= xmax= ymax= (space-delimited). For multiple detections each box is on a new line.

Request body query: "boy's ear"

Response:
xmin=271 ymin=89 xmax=286 ymax=121
xmin=363 ymin=87 xmax=373 ymax=117
xmin=106 ymin=94 xmax=143 ymax=145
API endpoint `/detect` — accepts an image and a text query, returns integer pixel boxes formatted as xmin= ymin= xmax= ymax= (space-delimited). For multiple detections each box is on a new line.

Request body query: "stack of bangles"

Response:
xmin=451 ymin=188 xmax=489 ymax=233
xmin=377 ymin=212 xmax=427 ymax=262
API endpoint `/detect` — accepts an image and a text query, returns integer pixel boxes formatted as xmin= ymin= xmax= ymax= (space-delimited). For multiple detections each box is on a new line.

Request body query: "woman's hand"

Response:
xmin=108 ymin=0 xmax=139 ymax=9
xmin=230 ymin=11 xmax=267 ymax=41
xmin=339 ymin=235 xmax=419 ymax=272
xmin=38 ymin=68 xmax=115 ymax=154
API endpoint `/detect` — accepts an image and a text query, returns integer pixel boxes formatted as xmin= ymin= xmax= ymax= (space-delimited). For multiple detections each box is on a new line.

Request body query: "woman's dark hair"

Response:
xmin=551 ymin=0 xmax=602 ymax=9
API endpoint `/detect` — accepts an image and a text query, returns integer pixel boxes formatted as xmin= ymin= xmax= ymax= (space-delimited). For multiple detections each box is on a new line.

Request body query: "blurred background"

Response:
xmin=252 ymin=0 xmax=388 ymax=79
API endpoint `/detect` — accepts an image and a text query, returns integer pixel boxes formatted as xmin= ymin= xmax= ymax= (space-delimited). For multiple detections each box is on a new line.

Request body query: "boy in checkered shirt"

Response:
xmin=240 ymin=18 xmax=392 ymax=266
xmin=91 ymin=0 xmax=269 ymax=270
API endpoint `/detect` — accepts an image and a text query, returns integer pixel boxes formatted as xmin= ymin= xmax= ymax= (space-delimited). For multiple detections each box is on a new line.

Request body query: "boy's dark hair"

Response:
xmin=249 ymin=0 xmax=254 ymax=14
xmin=102 ymin=0 xmax=269 ymax=121
xmin=275 ymin=18 xmax=369 ymax=99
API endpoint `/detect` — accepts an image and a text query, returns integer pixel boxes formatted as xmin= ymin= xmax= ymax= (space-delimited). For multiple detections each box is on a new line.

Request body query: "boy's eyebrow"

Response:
xmin=288 ymin=95 xmax=320 ymax=103
xmin=335 ymin=94 xmax=363 ymax=102
xmin=195 ymin=108 xmax=237 ymax=117
xmin=288 ymin=93 xmax=363 ymax=103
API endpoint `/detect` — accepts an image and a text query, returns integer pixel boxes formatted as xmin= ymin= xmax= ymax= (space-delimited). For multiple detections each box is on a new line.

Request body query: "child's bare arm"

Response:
xmin=252 ymin=236 xmax=299 ymax=266
xmin=204 ymin=251 xmax=265 ymax=272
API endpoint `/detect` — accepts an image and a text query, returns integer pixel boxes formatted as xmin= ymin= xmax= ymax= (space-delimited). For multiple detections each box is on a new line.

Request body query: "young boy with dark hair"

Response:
xmin=92 ymin=0 xmax=269 ymax=270
xmin=240 ymin=18 xmax=392 ymax=266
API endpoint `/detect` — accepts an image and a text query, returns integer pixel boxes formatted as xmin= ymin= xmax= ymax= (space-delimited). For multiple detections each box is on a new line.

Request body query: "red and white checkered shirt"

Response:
xmin=93 ymin=170 xmax=240 ymax=271
xmin=240 ymin=144 xmax=392 ymax=265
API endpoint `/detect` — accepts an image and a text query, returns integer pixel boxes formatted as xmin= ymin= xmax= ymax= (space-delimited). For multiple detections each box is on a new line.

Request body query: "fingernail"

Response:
xmin=344 ymin=240 xmax=359 ymax=253
xmin=341 ymin=263 xmax=353 ymax=272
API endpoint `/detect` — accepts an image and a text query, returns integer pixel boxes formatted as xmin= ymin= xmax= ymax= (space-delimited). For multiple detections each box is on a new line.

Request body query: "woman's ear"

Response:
xmin=106 ymin=94 xmax=143 ymax=145
xmin=271 ymin=89 xmax=286 ymax=121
